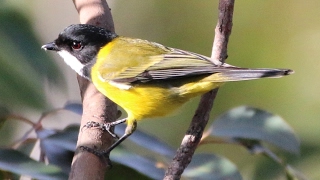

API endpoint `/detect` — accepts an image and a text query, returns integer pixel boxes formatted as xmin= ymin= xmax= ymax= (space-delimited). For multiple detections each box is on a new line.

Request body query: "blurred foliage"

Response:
xmin=0 ymin=0 xmax=318 ymax=179
xmin=0 ymin=106 xmax=10 ymax=128
xmin=209 ymin=106 xmax=300 ymax=154
xmin=0 ymin=103 xmax=304 ymax=179
xmin=0 ymin=6 xmax=64 ymax=110
xmin=0 ymin=148 xmax=68 ymax=180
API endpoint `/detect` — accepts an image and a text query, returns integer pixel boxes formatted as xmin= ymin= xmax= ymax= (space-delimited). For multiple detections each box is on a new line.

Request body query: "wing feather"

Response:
xmin=97 ymin=37 xmax=292 ymax=87
xmin=111 ymin=45 xmax=227 ymax=83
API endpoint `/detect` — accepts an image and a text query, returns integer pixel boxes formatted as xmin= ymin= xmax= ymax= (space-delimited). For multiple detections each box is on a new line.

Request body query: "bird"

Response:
xmin=42 ymin=24 xmax=293 ymax=158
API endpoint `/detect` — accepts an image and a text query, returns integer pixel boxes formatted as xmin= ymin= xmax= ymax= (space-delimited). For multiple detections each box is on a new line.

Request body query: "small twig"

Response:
xmin=5 ymin=114 xmax=35 ymax=126
xmin=37 ymin=108 xmax=62 ymax=122
xmin=6 ymin=114 xmax=40 ymax=148
xmin=10 ymin=127 xmax=36 ymax=148
xmin=164 ymin=0 xmax=235 ymax=179
xmin=10 ymin=108 xmax=74 ymax=148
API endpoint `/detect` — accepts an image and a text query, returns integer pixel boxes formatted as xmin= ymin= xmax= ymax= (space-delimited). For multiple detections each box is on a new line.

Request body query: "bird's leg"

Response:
xmin=102 ymin=120 xmax=137 ymax=154
xmin=80 ymin=119 xmax=137 ymax=167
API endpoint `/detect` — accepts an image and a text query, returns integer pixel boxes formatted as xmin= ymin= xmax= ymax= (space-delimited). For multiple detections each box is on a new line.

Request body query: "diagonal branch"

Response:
xmin=69 ymin=0 xmax=117 ymax=179
xmin=164 ymin=0 xmax=235 ymax=179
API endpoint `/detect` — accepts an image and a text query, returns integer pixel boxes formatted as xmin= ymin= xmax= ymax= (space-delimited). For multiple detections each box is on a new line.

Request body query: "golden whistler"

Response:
xmin=42 ymin=24 xmax=293 ymax=157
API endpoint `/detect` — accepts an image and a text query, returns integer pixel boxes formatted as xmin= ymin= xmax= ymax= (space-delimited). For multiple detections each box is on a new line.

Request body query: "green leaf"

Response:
xmin=63 ymin=102 xmax=83 ymax=115
xmin=39 ymin=125 xmax=78 ymax=173
xmin=0 ymin=8 xmax=64 ymax=109
xmin=39 ymin=125 xmax=78 ymax=151
xmin=0 ymin=106 xmax=9 ymax=129
xmin=111 ymin=147 xmax=165 ymax=179
xmin=253 ymin=142 xmax=314 ymax=180
xmin=0 ymin=169 xmax=16 ymax=180
xmin=0 ymin=9 xmax=63 ymax=85
xmin=105 ymin=163 xmax=152 ymax=180
xmin=16 ymin=138 xmax=38 ymax=156
xmin=252 ymin=157 xmax=308 ymax=180
xmin=252 ymin=156 xmax=283 ymax=180
xmin=0 ymin=148 xmax=67 ymax=180
xmin=285 ymin=165 xmax=308 ymax=180
xmin=209 ymin=106 xmax=300 ymax=154
xmin=183 ymin=154 xmax=242 ymax=180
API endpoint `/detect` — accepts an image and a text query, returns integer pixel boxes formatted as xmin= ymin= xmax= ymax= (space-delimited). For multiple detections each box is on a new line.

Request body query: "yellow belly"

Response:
xmin=92 ymin=81 xmax=187 ymax=120
xmin=91 ymin=72 xmax=222 ymax=123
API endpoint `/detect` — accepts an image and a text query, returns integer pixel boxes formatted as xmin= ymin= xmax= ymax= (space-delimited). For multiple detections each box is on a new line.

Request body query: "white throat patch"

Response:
xmin=57 ymin=50 xmax=85 ymax=76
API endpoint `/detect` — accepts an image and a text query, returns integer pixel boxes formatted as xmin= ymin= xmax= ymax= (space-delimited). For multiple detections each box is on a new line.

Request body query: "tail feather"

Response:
xmin=207 ymin=68 xmax=294 ymax=82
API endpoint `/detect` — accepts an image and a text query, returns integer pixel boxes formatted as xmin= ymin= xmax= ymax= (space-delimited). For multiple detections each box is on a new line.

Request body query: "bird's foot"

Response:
xmin=79 ymin=118 xmax=127 ymax=167
xmin=82 ymin=121 xmax=119 ymax=139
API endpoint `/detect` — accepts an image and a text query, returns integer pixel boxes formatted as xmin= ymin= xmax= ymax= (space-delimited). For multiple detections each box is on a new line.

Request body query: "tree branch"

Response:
xmin=69 ymin=0 xmax=116 ymax=179
xmin=164 ymin=0 xmax=235 ymax=179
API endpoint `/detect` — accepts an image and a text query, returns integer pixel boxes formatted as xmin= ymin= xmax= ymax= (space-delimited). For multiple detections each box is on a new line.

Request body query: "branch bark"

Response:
xmin=69 ymin=0 xmax=116 ymax=179
xmin=164 ymin=0 xmax=235 ymax=179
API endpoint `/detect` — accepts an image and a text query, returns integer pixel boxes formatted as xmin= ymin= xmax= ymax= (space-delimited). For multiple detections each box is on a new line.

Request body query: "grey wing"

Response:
xmin=113 ymin=48 xmax=230 ymax=83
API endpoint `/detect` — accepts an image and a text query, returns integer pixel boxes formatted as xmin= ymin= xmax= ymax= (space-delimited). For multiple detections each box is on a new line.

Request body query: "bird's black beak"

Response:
xmin=41 ymin=42 xmax=59 ymax=51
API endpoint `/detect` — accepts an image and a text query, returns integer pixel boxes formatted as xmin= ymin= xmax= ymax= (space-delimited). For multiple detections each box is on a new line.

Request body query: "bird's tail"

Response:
xmin=203 ymin=68 xmax=294 ymax=82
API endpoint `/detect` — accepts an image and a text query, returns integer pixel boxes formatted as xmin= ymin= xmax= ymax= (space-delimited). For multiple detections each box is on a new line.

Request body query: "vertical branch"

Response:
xmin=69 ymin=0 xmax=117 ymax=180
xmin=164 ymin=0 xmax=235 ymax=179
xmin=212 ymin=0 xmax=234 ymax=62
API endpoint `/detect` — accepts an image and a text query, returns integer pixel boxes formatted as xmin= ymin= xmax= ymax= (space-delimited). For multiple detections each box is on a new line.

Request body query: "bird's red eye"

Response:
xmin=72 ymin=42 xmax=82 ymax=50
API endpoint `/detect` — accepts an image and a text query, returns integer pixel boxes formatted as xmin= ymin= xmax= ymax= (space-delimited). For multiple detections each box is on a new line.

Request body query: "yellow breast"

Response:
xmin=90 ymin=80 xmax=187 ymax=120
xmin=91 ymin=37 xmax=221 ymax=123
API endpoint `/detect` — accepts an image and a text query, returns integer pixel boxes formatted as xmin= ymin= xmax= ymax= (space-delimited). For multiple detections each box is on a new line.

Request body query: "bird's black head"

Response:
xmin=42 ymin=24 xmax=117 ymax=79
